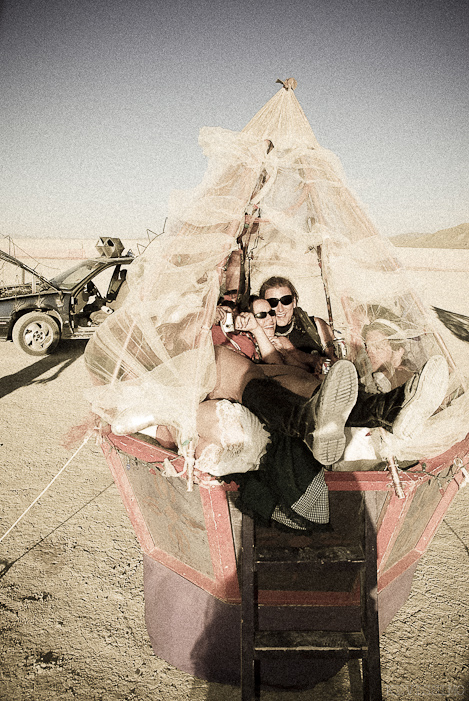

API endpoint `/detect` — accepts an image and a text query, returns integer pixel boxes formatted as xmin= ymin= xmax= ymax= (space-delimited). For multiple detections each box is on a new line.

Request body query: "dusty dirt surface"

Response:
xmin=1 ymin=339 xmax=469 ymax=701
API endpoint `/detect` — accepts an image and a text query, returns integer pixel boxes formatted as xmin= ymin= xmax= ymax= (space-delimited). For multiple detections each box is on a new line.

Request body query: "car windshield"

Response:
xmin=50 ymin=261 xmax=104 ymax=290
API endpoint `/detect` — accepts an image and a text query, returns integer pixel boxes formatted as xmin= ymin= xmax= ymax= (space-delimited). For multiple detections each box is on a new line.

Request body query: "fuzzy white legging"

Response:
xmin=195 ymin=400 xmax=270 ymax=477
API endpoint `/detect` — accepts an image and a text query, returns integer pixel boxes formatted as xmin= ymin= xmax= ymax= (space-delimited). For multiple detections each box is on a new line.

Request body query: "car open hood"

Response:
xmin=0 ymin=249 xmax=62 ymax=291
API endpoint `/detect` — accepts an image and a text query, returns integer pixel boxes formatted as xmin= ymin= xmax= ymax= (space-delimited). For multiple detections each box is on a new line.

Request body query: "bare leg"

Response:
xmin=163 ymin=399 xmax=237 ymax=459
xmin=208 ymin=346 xmax=265 ymax=402
xmin=261 ymin=364 xmax=321 ymax=397
xmin=195 ymin=400 xmax=225 ymax=457
xmin=208 ymin=345 xmax=320 ymax=403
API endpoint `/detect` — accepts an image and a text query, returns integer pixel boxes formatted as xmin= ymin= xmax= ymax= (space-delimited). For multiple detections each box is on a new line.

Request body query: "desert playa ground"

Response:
xmin=1 ymin=242 xmax=469 ymax=700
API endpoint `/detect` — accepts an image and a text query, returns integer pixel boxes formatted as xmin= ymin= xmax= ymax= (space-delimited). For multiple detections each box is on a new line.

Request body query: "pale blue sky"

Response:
xmin=1 ymin=0 xmax=468 ymax=240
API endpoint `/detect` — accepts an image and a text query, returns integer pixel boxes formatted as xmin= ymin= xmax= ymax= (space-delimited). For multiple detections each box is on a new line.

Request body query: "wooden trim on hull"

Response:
xmin=102 ymin=438 xmax=240 ymax=602
xmin=102 ymin=430 xmax=469 ymax=610
xmin=378 ymin=465 xmax=468 ymax=592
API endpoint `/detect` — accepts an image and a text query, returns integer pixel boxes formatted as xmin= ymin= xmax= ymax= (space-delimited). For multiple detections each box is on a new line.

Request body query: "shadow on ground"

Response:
xmin=0 ymin=340 xmax=88 ymax=398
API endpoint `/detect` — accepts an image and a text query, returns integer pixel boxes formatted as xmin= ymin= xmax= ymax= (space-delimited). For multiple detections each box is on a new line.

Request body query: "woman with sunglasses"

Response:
xmin=259 ymin=278 xmax=298 ymax=332
xmin=243 ymin=296 xmax=320 ymax=372
xmin=231 ymin=296 xmax=316 ymax=372
xmin=213 ymin=298 xmax=285 ymax=365
xmin=259 ymin=276 xmax=336 ymax=372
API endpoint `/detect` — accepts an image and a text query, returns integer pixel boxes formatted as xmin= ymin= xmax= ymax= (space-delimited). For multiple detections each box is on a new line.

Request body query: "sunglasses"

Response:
xmin=266 ymin=295 xmax=294 ymax=308
xmin=254 ymin=310 xmax=276 ymax=319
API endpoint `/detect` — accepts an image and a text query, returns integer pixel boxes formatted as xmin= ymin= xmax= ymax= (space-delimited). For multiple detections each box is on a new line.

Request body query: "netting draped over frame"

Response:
xmin=84 ymin=129 xmax=271 ymax=455
xmin=84 ymin=81 xmax=468 ymax=465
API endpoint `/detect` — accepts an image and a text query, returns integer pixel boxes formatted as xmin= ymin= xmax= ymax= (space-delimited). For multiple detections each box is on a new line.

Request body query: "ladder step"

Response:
xmin=253 ymin=630 xmax=368 ymax=659
xmin=254 ymin=545 xmax=365 ymax=571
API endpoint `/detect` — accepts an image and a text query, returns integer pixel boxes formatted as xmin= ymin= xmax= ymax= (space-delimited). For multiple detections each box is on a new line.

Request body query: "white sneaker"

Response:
xmin=309 ymin=360 xmax=359 ymax=465
xmin=392 ymin=355 xmax=449 ymax=440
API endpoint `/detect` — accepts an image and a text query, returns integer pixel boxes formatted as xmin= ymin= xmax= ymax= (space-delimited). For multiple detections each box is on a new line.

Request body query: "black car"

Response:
xmin=0 ymin=237 xmax=134 ymax=356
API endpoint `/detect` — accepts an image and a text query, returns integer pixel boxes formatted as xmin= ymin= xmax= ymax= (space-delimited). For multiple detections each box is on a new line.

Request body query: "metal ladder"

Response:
xmin=240 ymin=494 xmax=382 ymax=700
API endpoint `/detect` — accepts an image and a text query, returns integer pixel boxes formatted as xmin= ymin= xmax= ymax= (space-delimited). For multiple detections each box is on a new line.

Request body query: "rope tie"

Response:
xmin=0 ymin=433 xmax=92 ymax=544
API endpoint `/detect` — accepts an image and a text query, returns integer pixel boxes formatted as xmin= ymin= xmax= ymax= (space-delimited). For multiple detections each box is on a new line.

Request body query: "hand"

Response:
xmin=310 ymin=353 xmax=327 ymax=375
xmin=234 ymin=311 xmax=258 ymax=333
xmin=214 ymin=306 xmax=228 ymax=325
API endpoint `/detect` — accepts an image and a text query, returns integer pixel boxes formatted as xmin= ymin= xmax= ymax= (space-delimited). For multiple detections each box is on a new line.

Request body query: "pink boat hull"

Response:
xmin=102 ymin=430 xmax=469 ymax=685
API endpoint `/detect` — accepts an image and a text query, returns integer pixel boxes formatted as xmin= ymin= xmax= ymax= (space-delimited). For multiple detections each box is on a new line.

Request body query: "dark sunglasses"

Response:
xmin=266 ymin=295 xmax=294 ymax=308
xmin=254 ymin=310 xmax=276 ymax=319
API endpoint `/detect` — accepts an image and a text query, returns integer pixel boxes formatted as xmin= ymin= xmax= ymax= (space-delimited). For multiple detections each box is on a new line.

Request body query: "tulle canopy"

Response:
xmin=84 ymin=80 xmax=468 ymax=466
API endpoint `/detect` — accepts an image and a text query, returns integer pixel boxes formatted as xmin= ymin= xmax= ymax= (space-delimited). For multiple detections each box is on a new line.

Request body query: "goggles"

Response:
xmin=266 ymin=294 xmax=294 ymax=308
xmin=254 ymin=310 xmax=276 ymax=319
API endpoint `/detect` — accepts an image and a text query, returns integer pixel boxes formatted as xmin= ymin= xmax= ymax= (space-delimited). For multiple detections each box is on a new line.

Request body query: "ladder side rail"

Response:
xmin=240 ymin=513 xmax=257 ymax=700
xmin=362 ymin=492 xmax=383 ymax=701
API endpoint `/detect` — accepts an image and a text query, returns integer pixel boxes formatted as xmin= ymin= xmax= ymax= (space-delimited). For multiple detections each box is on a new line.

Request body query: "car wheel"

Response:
xmin=12 ymin=312 xmax=61 ymax=356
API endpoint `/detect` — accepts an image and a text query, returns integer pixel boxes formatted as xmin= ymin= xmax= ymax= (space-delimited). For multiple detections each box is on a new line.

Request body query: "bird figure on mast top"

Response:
xmin=276 ymin=77 xmax=298 ymax=90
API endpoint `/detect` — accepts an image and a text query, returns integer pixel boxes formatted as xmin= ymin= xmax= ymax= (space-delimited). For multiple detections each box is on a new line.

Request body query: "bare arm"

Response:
xmin=272 ymin=336 xmax=332 ymax=375
xmin=234 ymin=312 xmax=284 ymax=364
xmin=314 ymin=316 xmax=337 ymax=360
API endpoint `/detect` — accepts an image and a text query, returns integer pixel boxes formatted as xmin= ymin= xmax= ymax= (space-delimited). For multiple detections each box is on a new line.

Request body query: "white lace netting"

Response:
xmin=84 ymin=81 xmax=469 ymax=465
